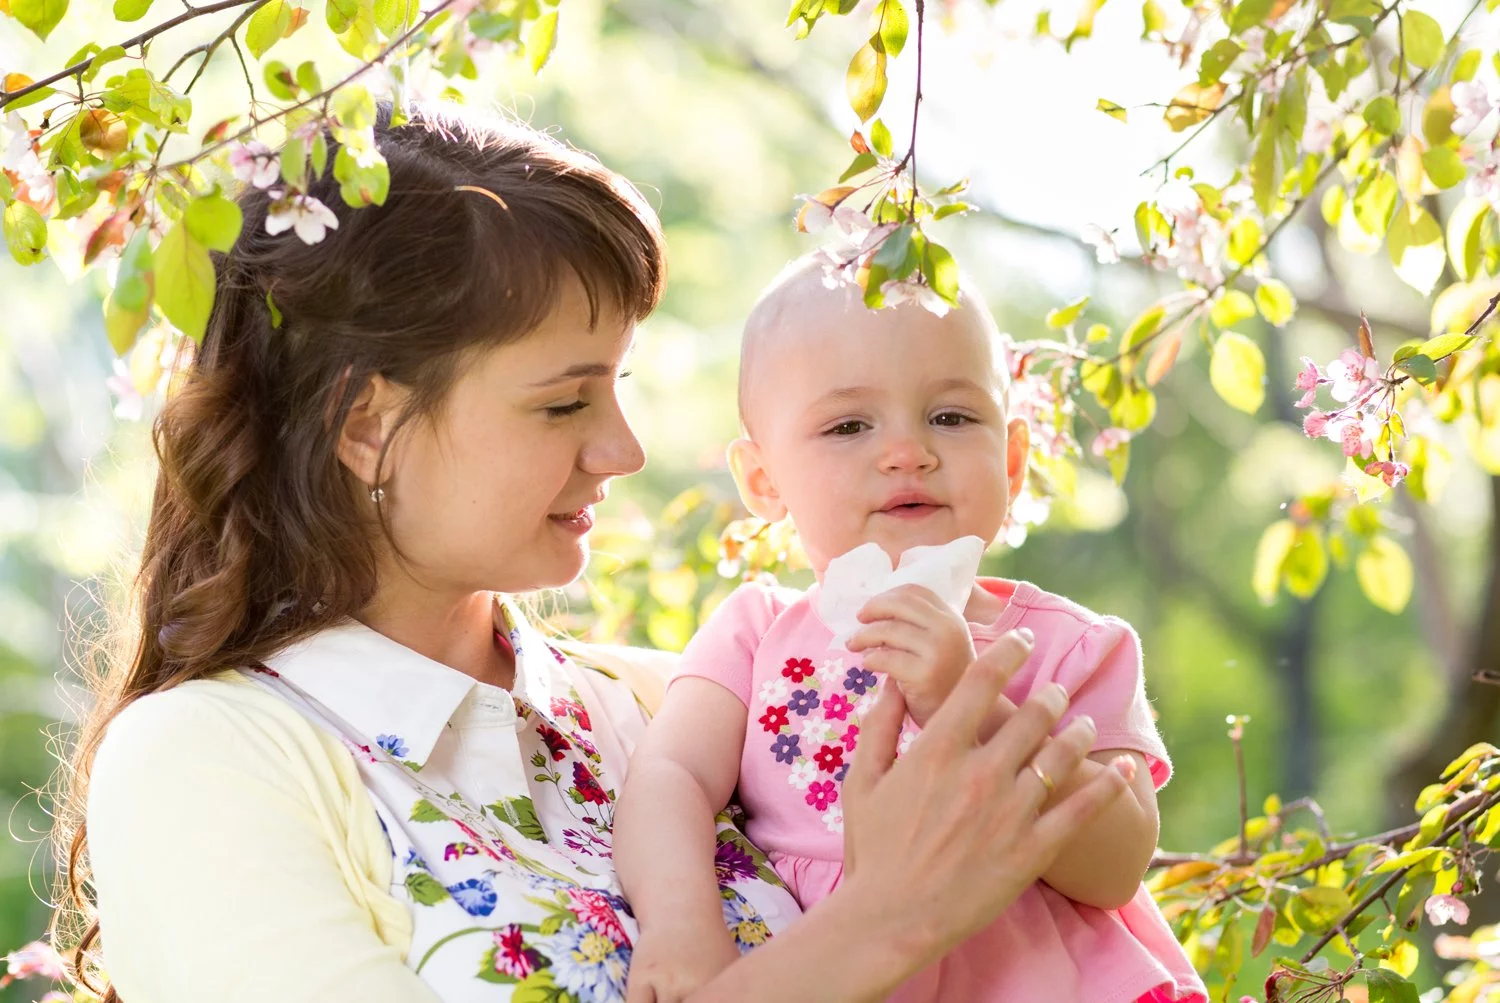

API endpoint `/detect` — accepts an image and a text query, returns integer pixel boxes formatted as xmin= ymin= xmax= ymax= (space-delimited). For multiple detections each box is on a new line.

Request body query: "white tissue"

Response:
xmin=816 ymin=536 xmax=986 ymax=650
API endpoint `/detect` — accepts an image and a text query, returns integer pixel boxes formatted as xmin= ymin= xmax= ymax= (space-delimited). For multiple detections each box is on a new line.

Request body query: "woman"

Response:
xmin=63 ymin=103 xmax=1128 ymax=1002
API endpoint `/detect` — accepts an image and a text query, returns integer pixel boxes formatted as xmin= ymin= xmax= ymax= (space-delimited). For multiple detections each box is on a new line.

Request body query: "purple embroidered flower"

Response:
xmin=787 ymin=688 xmax=821 ymax=716
xmin=715 ymin=841 xmax=757 ymax=883
xmin=843 ymin=667 xmax=877 ymax=695
xmin=770 ymin=733 xmax=801 ymax=764
xmin=834 ymin=762 xmax=850 ymax=783
xmin=446 ymin=876 xmax=498 ymax=916
xmin=376 ymin=733 xmax=408 ymax=758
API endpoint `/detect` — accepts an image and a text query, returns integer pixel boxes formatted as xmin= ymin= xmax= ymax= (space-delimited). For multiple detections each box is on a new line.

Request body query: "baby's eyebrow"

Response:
xmin=929 ymin=377 xmax=992 ymax=395
xmin=810 ymin=385 xmax=876 ymax=408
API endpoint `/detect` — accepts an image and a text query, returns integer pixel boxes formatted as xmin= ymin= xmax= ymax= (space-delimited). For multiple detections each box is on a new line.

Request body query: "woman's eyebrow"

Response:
xmin=528 ymin=362 xmax=615 ymax=387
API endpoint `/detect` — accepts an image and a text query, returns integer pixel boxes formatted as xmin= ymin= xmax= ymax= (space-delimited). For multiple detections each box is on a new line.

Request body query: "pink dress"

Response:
xmin=674 ymin=577 xmax=1208 ymax=1003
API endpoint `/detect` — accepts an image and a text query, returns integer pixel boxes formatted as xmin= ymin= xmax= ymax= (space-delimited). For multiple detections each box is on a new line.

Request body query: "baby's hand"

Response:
xmin=624 ymin=926 xmax=740 ymax=1003
xmin=845 ymin=584 xmax=977 ymax=728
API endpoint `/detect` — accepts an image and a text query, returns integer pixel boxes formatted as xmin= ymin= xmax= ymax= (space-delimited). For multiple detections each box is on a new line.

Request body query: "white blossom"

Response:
xmin=1451 ymin=80 xmax=1495 ymax=135
xmin=1080 ymin=224 xmax=1120 ymax=264
xmin=265 ymin=189 xmax=339 ymax=244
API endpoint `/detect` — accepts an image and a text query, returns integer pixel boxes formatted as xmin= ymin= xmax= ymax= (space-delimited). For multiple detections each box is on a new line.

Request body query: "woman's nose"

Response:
xmin=583 ymin=403 xmax=647 ymax=477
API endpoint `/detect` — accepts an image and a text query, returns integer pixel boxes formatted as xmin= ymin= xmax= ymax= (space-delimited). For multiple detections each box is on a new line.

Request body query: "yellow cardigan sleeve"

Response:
xmin=86 ymin=673 xmax=437 ymax=1003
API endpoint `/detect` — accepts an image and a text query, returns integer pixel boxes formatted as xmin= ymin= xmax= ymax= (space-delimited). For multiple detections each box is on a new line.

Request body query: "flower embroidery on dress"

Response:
xmin=780 ymin=657 xmax=815 ymax=682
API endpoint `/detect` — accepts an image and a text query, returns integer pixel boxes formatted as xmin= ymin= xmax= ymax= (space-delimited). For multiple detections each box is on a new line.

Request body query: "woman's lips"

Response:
xmin=548 ymin=507 xmax=594 ymax=535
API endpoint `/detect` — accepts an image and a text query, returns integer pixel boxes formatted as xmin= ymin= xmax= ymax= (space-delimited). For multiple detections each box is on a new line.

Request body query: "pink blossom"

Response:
xmin=1091 ymin=427 xmax=1132 ymax=457
xmin=1364 ymin=460 xmax=1410 ymax=487
xmin=1326 ymin=349 xmax=1379 ymax=404
xmin=2 ymin=940 xmax=66 ymax=982
xmin=1301 ymin=410 xmax=1330 ymax=438
xmin=796 ymin=196 xmax=833 ymax=234
xmin=1301 ymin=118 xmax=1333 ymax=155
xmin=265 ymin=189 xmax=339 ymax=245
xmin=1294 ymin=357 xmax=1325 ymax=392
xmin=1425 ymin=893 xmax=1471 ymax=927
xmin=1339 ymin=418 xmax=1372 ymax=458
xmin=1451 ymin=80 xmax=1494 ymax=135
xmin=1081 ymin=224 xmax=1120 ymax=264
xmin=1469 ymin=150 xmax=1500 ymax=208
xmin=228 ymin=140 xmax=280 ymax=189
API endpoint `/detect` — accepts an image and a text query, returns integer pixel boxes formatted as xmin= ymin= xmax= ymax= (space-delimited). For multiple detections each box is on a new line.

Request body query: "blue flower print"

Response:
xmin=545 ymin=923 xmax=631 ymax=1003
xmin=834 ymin=761 xmax=850 ymax=782
xmin=843 ymin=667 xmax=877 ymax=696
xmin=787 ymin=689 xmax=820 ymax=716
xmin=770 ymin=734 xmax=801 ymax=764
xmin=446 ymin=876 xmax=498 ymax=917
xmin=403 ymin=847 xmax=430 ymax=871
xmin=376 ymin=733 xmax=409 ymax=758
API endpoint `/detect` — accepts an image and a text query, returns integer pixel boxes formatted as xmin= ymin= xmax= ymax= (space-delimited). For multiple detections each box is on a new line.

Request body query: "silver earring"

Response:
xmin=369 ymin=485 xmax=385 ymax=503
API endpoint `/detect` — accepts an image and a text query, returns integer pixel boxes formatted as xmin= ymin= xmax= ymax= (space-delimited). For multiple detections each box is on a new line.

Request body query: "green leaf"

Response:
xmin=410 ymin=798 xmax=447 ymax=822
xmin=1109 ymin=380 xmax=1157 ymax=432
xmin=1446 ymin=196 xmax=1489 ymax=281
xmin=1388 ymin=203 xmax=1444 ymax=296
xmin=107 ymin=229 xmax=153 ymax=354
xmin=1097 ymin=98 xmax=1128 ymax=123
xmin=931 ymin=202 xmax=972 ymax=221
xmin=1395 ymin=353 xmax=1437 ymax=382
xmin=1210 ymin=289 xmax=1256 ymax=328
xmin=1227 ymin=217 xmax=1262 ymax=267
xmin=154 ymin=222 xmax=216 ymax=343
xmin=872 ymin=223 xmax=916 ymax=277
xmin=870 ymin=119 xmax=893 ymax=158
xmin=3 ymin=202 xmax=46 ymax=265
xmin=1422 ymin=146 xmax=1465 ymax=189
xmin=1251 ymin=114 xmax=1278 ymax=216
xmin=1400 ymin=11 xmax=1444 ymax=70
xmin=1119 ymin=303 xmax=1165 ymax=374
xmin=326 ymin=0 xmax=357 ymax=32
xmin=264 ymin=60 xmax=297 ymax=101
xmin=1290 ymin=885 xmax=1353 ymax=934
xmin=246 ymin=0 xmax=293 ymax=59
xmin=846 ymin=38 xmax=888 ymax=121
xmin=295 ymin=60 xmax=322 ymax=93
xmin=490 ymin=795 xmax=546 ymax=841
xmin=1365 ymin=968 xmax=1420 ymax=1003
xmin=874 ymin=0 xmax=908 ymax=58
xmin=1209 ymin=332 xmax=1266 ymax=414
xmin=839 ymin=152 xmax=878 ymax=182
xmin=1363 ymin=95 xmax=1401 ymax=135
xmin=101 ymin=68 xmax=191 ymax=132
xmin=1199 ymin=39 xmax=1242 ymax=85
xmin=405 ymin=871 xmax=449 ymax=905
xmin=1081 ymin=359 xmax=1121 ymax=407
xmin=1327 ymin=0 xmax=1380 ymax=21
xmin=1454 ymin=47 xmax=1482 ymax=82
xmin=333 ymin=145 xmax=390 ymax=207
xmin=921 ymin=240 xmax=960 ymax=305
xmin=331 ymin=85 xmax=376 ymax=129
xmin=1254 ymin=279 xmax=1296 ymax=327
xmin=1283 ymin=526 xmax=1328 ymax=599
xmin=310 ymin=132 xmax=329 ymax=181
xmin=112 ymin=0 xmax=151 ymax=20
xmin=1353 ymin=168 xmax=1398 ymax=237
xmin=527 ymin=10 xmax=558 ymax=73
xmin=184 ymin=193 xmax=244 ymax=253
xmin=1356 ymin=535 xmax=1413 ymax=614
xmin=1046 ymin=295 xmax=1089 ymax=329
xmin=1418 ymin=332 xmax=1477 ymax=360
xmin=1228 ymin=0 xmax=1272 ymax=34
xmin=11 ymin=0 xmax=68 ymax=41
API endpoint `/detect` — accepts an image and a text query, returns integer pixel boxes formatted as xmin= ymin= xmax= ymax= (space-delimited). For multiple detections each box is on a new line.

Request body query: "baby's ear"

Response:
xmin=727 ymin=438 xmax=788 ymax=523
xmin=1005 ymin=417 xmax=1030 ymax=503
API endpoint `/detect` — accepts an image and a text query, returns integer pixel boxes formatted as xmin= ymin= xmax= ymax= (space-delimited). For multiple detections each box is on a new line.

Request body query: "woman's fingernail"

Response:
xmin=1111 ymin=755 xmax=1136 ymax=781
xmin=1045 ymin=682 xmax=1069 ymax=710
xmin=1076 ymin=714 xmax=1096 ymax=736
xmin=1015 ymin=627 xmax=1035 ymax=645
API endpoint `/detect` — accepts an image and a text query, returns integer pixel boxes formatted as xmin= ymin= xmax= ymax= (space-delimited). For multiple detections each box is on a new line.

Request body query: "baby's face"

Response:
xmin=738 ymin=283 xmax=1024 ymax=574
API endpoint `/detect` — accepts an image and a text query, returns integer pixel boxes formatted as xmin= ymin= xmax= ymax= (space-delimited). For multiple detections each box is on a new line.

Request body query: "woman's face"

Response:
xmin=377 ymin=276 xmax=644 ymax=596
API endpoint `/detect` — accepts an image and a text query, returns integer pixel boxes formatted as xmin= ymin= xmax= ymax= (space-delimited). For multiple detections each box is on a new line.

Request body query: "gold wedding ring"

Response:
xmin=1027 ymin=761 xmax=1056 ymax=796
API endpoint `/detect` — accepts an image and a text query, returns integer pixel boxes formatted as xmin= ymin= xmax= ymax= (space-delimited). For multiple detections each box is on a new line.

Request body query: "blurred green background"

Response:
xmin=1 ymin=0 xmax=1495 ymax=999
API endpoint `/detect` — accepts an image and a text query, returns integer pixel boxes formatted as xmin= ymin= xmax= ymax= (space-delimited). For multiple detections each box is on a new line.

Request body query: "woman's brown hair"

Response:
xmin=51 ymin=102 xmax=666 ymax=998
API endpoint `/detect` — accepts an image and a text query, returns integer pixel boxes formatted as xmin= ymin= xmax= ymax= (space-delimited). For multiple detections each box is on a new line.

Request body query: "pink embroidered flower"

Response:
xmin=822 ymin=693 xmax=854 ymax=721
xmin=759 ymin=704 xmax=790 ymax=733
xmin=813 ymin=744 xmax=845 ymax=773
xmin=566 ymin=887 xmax=632 ymax=947
xmin=782 ymin=657 xmax=815 ymax=682
xmin=840 ymin=725 xmax=860 ymax=752
xmin=1425 ymin=894 xmax=1471 ymax=927
xmin=492 ymin=924 xmax=544 ymax=978
xmin=806 ymin=780 xmax=839 ymax=811
xmin=571 ymin=761 xmax=610 ymax=805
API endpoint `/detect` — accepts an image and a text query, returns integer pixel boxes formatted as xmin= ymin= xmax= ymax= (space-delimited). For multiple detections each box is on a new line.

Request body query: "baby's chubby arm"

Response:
xmin=614 ymin=677 xmax=748 ymax=1003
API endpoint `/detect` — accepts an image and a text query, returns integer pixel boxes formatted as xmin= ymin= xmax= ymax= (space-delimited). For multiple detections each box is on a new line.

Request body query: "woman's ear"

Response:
xmin=1005 ymin=417 xmax=1030 ymax=504
xmin=727 ymin=437 xmax=788 ymax=523
xmin=335 ymin=374 xmax=407 ymax=489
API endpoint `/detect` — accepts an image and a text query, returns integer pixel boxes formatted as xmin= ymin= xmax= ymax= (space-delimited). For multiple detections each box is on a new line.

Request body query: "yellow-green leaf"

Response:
xmin=1210 ymin=289 xmax=1256 ymax=328
xmin=1252 ymin=519 xmax=1296 ymax=603
xmin=1119 ymin=302 xmax=1165 ymax=374
xmin=1210 ymin=331 xmax=1266 ymax=413
xmin=1254 ymin=279 xmax=1295 ymax=327
xmin=1446 ymin=196 xmax=1489 ymax=281
xmin=1388 ymin=202 xmax=1445 ymax=296
xmin=154 ymin=221 xmax=216 ymax=343
xmin=246 ymin=0 xmax=293 ymax=59
xmin=527 ymin=10 xmax=558 ymax=73
xmin=2 ymin=201 xmax=46 ymax=264
xmin=1356 ymin=535 xmax=1414 ymax=614
xmin=11 ymin=0 xmax=67 ymax=40
xmin=1283 ymin=526 xmax=1328 ymax=599
xmin=1163 ymin=81 xmax=1226 ymax=132
xmin=112 ymin=0 xmax=152 ymax=21
xmin=846 ymin=39 xmax=888 ymax=122
xmin=1046 ymin=295 xmax=1089 ymax=329
xmin=184 ymin=194 xmax=244 ymax=253
xmin=874 ymin=0 xmax=908 ymax=58
xmin=1110 ymin=380 xmax=1157 ymax=432
xmin=1422 ymin=146 xmax=1465 ymax=189
xmin=1401 ymin=10 xmax=1444 ymax=70
xmin=1227 ymin=217 xmax=1261 ymax=267
xmin=1097 ymin=98 xmax=1128 ymax=123
xmin=1353 ymin=168 xmax=1398 ymax=237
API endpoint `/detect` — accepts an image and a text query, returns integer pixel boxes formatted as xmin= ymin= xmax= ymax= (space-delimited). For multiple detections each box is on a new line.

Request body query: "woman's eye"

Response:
xmin=546 ymin=401 xmax=589 ymax=418
xmin=827 ymin=420 xmax=868 ymax=436
xmin=932 ymin=411 xmax=973 ymax=427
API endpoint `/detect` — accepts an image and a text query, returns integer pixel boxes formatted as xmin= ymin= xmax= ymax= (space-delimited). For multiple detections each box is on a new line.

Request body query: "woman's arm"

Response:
xmin=614 ymin=678 xmax=749 ymax=994
xmin=87 ymin=684 xmax=439 ymax=1003
xmin=691 ymin=633 xmax=1132 ymax=1003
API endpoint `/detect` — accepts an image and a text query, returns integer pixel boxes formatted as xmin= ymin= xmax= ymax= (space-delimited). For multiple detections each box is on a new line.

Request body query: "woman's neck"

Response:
xmin=358 ymin=579 xmax=517 ymax=690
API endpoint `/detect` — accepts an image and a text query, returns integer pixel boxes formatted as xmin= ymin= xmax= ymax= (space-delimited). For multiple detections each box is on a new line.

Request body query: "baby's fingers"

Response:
xmin=856 ymin=585 xmax=946 ymax=625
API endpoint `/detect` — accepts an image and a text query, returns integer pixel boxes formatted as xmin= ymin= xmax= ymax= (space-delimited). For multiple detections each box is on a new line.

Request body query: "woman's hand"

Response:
xmin=839 ymin=629 xmax=1132 ymax=965
xmin=845 ymin=584 xmax=976 ymax=728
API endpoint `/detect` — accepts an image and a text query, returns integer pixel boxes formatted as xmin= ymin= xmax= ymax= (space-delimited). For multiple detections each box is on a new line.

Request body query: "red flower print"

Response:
xmin=781 ymin=657 xmax=815 ymax=682
xmin=538 ymin=723 xmax=571 ymax=761
xmin=806 ymin=780 xmax=839 ymax=811
xmin=572 ymin=761 xmax=611 ymax=805
xmin=566 ymin=887 xmax=633 ymax=947
xmin=841 ymin=726 xmax=860 ymax=752
xmin=493 ymin=924 xmax=545 ymax=978
xmin=759 ymin=704 xmax=790 ymax=733
xmin=813 ymin=744 xmax=845 ymax=773
xmin=822 ymin=693 xmax=853 ymax=721
xmin=552 ymin=697 xmax=592 ymax=731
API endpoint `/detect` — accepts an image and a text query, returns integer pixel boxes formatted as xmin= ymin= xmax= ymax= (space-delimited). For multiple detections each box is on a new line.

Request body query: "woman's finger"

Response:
xmin=1031 ymin=761 xmax=1132 ymax=853
xmin=911 ymin=630 xmax=1034 ymax=750
xmin=1012 ymin=714 xmax=1096 ymax=813
xmin=843 ymin=683 xmax=905 ymax=804
xmin=978 ymin=680 xmax=1070 ymax=774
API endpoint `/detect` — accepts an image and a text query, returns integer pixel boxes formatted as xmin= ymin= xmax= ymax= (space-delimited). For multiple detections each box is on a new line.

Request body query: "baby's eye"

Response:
xmin=826 ymin=420 xmax=869 ymax=436
xmin=931 ymin=411 xmax=974 ymax=427
xmin=546 ymin=400 xmax=589 ymax=418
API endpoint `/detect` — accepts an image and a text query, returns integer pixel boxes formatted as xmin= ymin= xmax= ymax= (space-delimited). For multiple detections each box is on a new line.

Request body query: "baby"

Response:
xmin=614 ymin=255 xmax=1207 ymax=1002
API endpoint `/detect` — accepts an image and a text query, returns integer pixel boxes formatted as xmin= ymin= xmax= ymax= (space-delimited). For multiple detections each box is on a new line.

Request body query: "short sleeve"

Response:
xmin=1053 ymin=617 xmax=1172 ymax=788
xmin=87 ymin=680 xmax=439 ymax=1003
xmin=671 ymin=582 xmax=789 ymax=706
